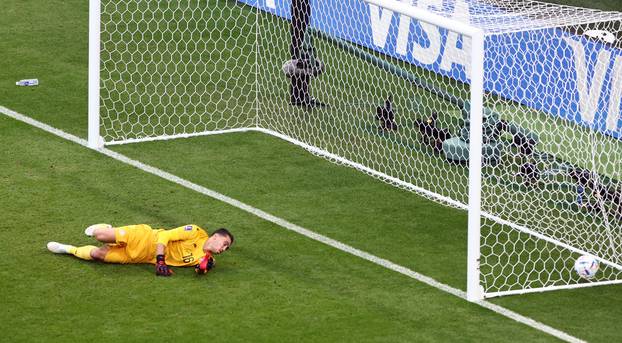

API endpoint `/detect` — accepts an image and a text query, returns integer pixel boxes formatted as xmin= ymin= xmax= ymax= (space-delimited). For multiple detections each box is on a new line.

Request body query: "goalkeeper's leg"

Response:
xmin=47 ymin=224 xmax=149 ymax=262
xmin=85 ymin=223 xmax=116 ymax=242
xmin=47 ymin=242 xmax=108 ymax=261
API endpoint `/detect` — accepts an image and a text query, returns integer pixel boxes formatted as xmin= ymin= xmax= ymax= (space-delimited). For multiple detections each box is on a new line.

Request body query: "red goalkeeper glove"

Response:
xmin=155 ymin=254 xmax=174 ymax=276
xmin=195 ymin=253 xmax=214 ymax=275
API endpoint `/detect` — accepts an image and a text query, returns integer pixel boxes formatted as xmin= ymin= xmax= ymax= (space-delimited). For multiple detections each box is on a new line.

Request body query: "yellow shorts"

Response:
xmin=104 ymin=224 xmax=158 ymax=264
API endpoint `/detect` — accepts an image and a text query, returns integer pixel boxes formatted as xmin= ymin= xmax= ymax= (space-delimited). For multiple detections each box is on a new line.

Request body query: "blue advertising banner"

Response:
xmin=239 ymin=0 xmax=622 ymax=140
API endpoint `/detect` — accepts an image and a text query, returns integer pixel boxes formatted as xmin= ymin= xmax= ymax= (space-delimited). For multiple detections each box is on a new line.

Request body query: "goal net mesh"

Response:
xmin=99 ymin=0 xmax=622 ymax=297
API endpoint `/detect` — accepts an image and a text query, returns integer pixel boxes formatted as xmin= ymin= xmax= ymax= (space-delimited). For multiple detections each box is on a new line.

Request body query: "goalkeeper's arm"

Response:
xmin=195 ymin=253 xmax=215 ymax=275
xmin=155 ymin=243 xmax=173 ymax=276
xmin=153 ymin=225 xmax=200 ymax=276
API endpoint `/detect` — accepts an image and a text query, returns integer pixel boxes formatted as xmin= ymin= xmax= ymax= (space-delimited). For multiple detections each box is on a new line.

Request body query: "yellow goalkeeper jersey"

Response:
xmin=104 ymin=224 xmax=210 ymax=266
xmin=155 ymin=224 xmax=210 ymax=266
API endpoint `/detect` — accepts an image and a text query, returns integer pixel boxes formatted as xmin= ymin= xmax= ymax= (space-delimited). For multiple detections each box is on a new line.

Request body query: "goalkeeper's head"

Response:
xmin=204 ymin=228 xmax=234 ymax=255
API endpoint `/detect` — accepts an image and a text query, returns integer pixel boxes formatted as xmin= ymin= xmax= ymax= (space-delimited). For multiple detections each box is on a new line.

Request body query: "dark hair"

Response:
xmin=212 ymin=227 xmax=234 ymax=245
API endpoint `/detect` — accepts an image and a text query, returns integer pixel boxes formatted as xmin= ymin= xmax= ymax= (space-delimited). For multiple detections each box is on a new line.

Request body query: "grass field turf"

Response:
xmin=1 ymin=0 xmax=622 ymax=342
xmin=1 ymin=116 xmax=563 ymax=342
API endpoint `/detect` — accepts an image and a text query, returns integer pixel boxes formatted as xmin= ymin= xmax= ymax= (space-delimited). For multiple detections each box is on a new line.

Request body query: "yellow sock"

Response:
xmin=70 ymin=245 xmax=97 ymax=261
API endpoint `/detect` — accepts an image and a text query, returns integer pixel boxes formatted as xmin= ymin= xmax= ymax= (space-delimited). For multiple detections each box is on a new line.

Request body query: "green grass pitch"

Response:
xmin=1 ymin=0 xmax=622 ymax=342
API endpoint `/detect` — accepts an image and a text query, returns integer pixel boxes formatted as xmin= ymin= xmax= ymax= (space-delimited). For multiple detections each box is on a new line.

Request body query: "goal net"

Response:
xmin=91 ymin=0 xmax=622 ymax=299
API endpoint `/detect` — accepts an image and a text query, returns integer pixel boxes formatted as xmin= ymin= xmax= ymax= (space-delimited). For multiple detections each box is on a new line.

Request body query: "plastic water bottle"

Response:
xmin=16 ymin=79 xmax=39 ymax=86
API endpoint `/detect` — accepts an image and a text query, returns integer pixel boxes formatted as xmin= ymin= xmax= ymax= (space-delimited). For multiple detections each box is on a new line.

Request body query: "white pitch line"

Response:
xmin=0 ymin=105 xmax=584 ymax=343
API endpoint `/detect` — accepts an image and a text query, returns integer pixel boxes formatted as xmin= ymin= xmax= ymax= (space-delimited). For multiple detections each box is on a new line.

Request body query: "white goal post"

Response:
xmin=88 ymin=0 xmax=622 ymax=301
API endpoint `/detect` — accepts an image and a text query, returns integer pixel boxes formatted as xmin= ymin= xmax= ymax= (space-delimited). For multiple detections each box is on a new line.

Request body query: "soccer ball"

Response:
xmin=574 ymin=255 xmax=599 ymax=280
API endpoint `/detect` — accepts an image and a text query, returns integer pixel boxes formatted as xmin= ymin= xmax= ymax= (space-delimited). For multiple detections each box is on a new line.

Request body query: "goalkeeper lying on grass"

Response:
xmin=47 ymin=224 xmax=233 ymax=276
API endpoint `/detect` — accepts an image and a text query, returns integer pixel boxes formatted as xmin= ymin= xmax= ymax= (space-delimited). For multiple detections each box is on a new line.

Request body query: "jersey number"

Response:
xmin=183 ymin=254 xmax=195 ymax=263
